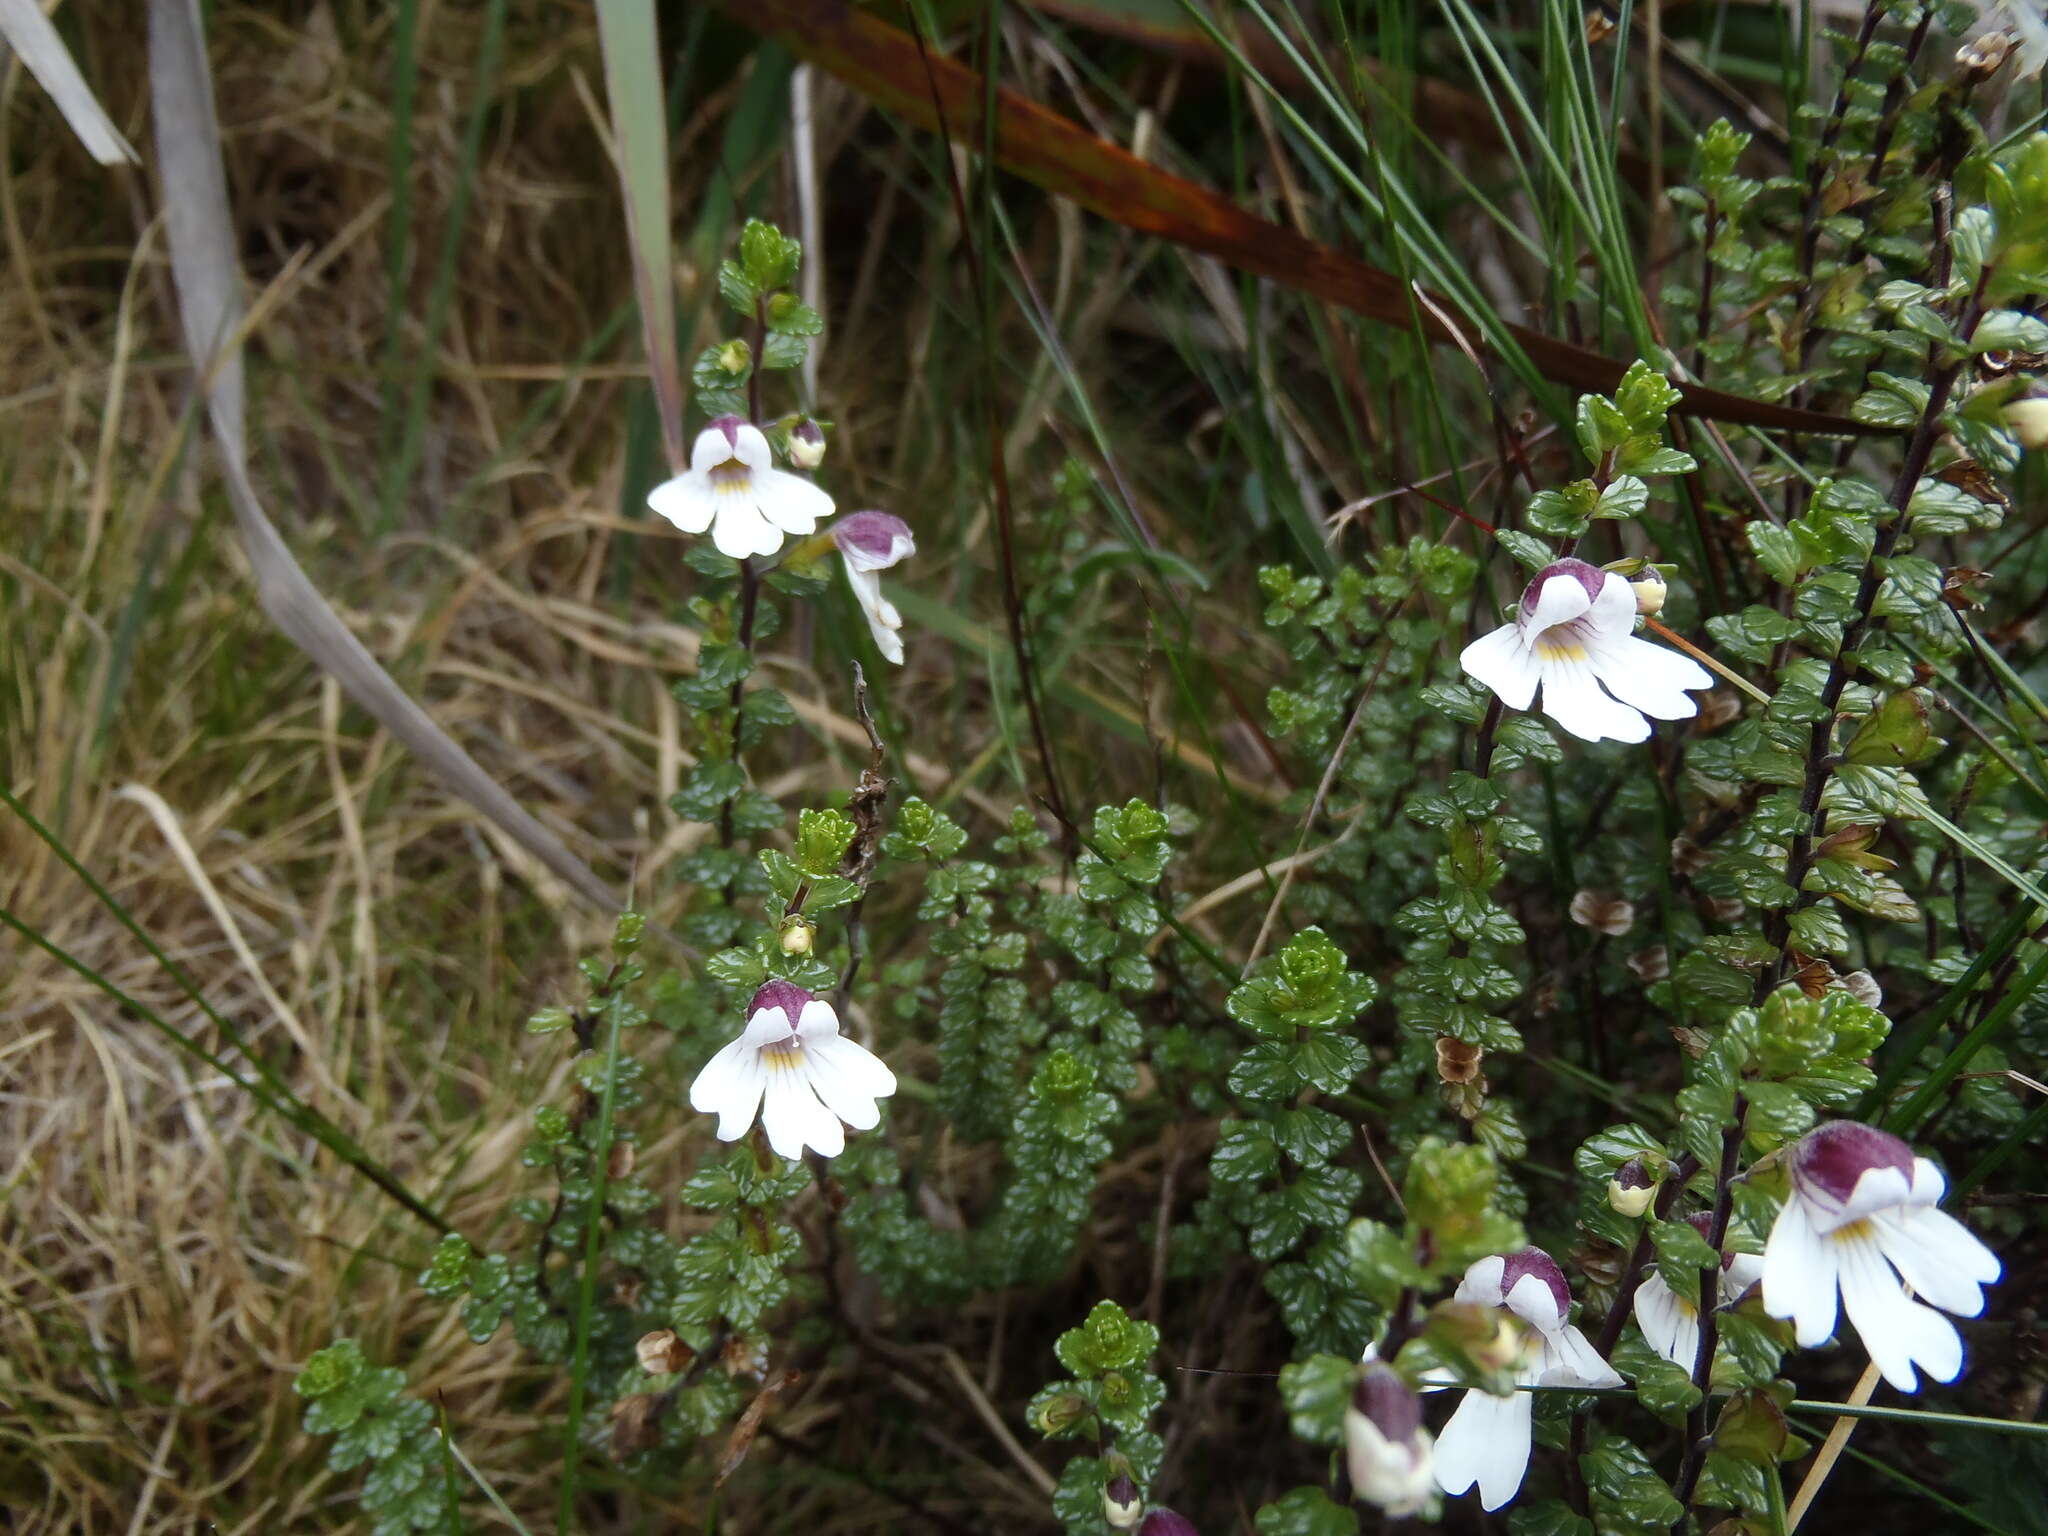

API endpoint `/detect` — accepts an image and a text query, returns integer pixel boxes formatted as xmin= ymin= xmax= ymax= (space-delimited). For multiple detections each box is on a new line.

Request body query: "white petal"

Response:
xmin=690 ymin=424 xmax=734 ymax=472
xmin=1633 ymin=1274 xmax=1698 ymax=1370
xmin=1589 ymin=635 xmax=1712 ymax=719
xmin=1455 ymin=1256 xmax=1508 ymax=1310
xmin=1521 ymin=573 xmax=1594 ymax=636
xmin=807 ymin=1032 xmax=897 ymax=1100
xmin=1539 ymin=654 xmax=1652 ymax=743
xmin=753 ymin=468 xmax=834 ymax=534
xmin=1907 ymin=1157 xmax=1949 ymax=1207
xmin=760 ymin=1064 xmax=843 ymax=1159
xmin=1871 ymin=1206 xmax=2000 ymax=1316
xmin=1505 ymin=1271 xmax=1565 ymax=1335
xmin=1763 ymin=1196 xmax=1840 ymax=1347
xmin=1721 ymin=1252 xmax=1767 ymax=1302
xmin=689 ymin=1037 xmax=766 ymax=1141
xmin=844 ymin=561 xmax=908 ymax=665
xmin=1584 ymin=568 xmax=1639 ymax=639
xmin=1460 ymin=624 xmax=1541 ymax=710
xmin=1433 ymin=1387 xmax=1533 ymax=1511
xmin=712 ymin=501 xmax=784 ymax=560
xmin=647 ymin=473 xmax=715 ymax=534
xmin=732 ymin=422 xmax=775 ymax=471
xmin=1542 ymin=1325 xmax=1624 ymax=1389
xmin=742 ymin=1007 xmax=794 ymax=1048
xmin=1830 ymin=1163 xmax=1917 ymax=1230
xmin=795 ymin=999 xmax=842 ymax=1040
xmin=803 ymin=1046 xmax=885 ymax=1132
xmin=1836 ymin=1229 xmax=1962 ymax=1391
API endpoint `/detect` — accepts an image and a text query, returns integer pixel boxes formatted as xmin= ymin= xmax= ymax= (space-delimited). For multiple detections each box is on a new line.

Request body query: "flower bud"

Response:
xmin=1607 ymin=1157 xmax=1657 ymax=1219
xmin=1344 ymin=1363 xmax=1435 ymax=1517
xmin=1631 ymin=569 xmax=1668 ymax=616
xmin=2008 ymin=398 xmax=2048 ymax=450
xmin=1032 ymin=1392 xmax=1091 ymax=1435
xmin=637 ymin=1328 xmax=691 ymax=1375
xmin=1103 ymin=1472 xmax=1143 ymax=1530
xmin=789 ymin=419 xmax=827 ymax=468
xmin=1842 ymin=969 xmax=1883 ymax=1009
xmin=779 ymin=917 xmax=816 ymax=955
xmin=1136 ymin=1512 xmax=1198 ymax=1536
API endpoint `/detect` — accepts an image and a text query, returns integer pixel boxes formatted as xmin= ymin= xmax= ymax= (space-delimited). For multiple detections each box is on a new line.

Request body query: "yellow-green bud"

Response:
xmin=779 ymin=918 xmax=816 ymax=956
xmin=1607 ymin=1156 xmax=1657 ymax=1219
xmin=2007 ymin=397 xmax=2048 ymax=450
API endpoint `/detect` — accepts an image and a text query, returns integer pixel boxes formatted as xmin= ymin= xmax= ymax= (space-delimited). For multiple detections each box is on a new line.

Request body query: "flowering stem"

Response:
xmin=1472 ymin=694 xmax=1505 ymax=779
xmin=1568 ymin=1153 xmax=1698 ymax=1513
xmin=719 ymin=557 xmax=763 ymax=849
xmin=558 ymin=957 xmax=631 ymax=1529
xmin=1762 ymin=279 xmax=1989 ymax=980
xmin=1670 ymin=1101 xmax=1746 ymax=1516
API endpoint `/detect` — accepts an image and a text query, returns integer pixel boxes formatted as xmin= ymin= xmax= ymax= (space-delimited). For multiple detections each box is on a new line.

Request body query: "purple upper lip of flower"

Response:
xmin=1793 ymin=1120 xmax=1915 ymax=1205
xmin=1499 ymin=1246 xmax=1570 ymax=1317
xmin=1518 ymin=557 xmax=1609 ymax=617
xmin=705 ymin=413 xmax=744 ymax=452
xmin=750 ymin=978 xmax=815 ymax=1020
xmin=1353 ymin=1362 xmax=1423 ymax=1439
xmin=833 ymin=509 xmax=913 ymax=563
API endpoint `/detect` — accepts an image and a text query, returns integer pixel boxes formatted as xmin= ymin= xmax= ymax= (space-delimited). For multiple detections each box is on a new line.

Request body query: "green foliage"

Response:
xmin=295 ymin=1341 xmax=461 ymax=1534
xmin=1033 ymin=1301 xmax=1167 ymax=1536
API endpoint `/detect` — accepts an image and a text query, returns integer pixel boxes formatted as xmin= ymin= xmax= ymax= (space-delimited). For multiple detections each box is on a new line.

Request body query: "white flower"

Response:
xmin=832 ymin=510 xmax=917 ymax=665
xmin=688 ymin=980 xmax=896 ymax=1160
xmin=1460 ymin=558 xmax=1713 ymax=744
xmin=1345 ymin=1361 xmax=1435 ymax=1518
xmin=1431 ymin=1248 xmax=1622 ymax=1512
xmin=1631 ymin=1214 xmax=1767 ymax=1371
xmin=648 ymin=415 xmax=833 ymax=560
xmin=1761 ymin=1121 xmax=2002 ymax=1392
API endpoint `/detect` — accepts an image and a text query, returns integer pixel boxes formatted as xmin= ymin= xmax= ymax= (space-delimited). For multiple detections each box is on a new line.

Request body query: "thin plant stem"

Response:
xmin=557 ymin=954 xmax=632 ymax=1529
xmin=1785 ymin=1358 xmax=1883 ymax=1532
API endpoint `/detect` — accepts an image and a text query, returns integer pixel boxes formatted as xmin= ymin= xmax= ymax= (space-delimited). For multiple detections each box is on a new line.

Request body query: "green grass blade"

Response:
xmin=597 ymin=0 xmax=687 ymax=471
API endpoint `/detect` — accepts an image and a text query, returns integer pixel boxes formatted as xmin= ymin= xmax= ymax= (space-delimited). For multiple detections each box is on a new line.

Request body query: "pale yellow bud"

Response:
xmin=1607 ymin=1157 xmax=1657 ymax=1219
xmin=2006 ymin=398 xmax=2048 ymax=451
xmin=779 ymin=919 xmax=815 ymax=955
xmin=1631 ymin=570 xmax=1668 ymax=616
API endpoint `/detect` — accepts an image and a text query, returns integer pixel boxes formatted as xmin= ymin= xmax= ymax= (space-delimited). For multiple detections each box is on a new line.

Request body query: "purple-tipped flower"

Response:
xmin=1459 ymin=558 xmax=1712 ymax=743
xmin=832 ymin=510 xmax=916 ymax=665
xmin=1607 ymin=1157 xmax=1657 ymax=1219
xmin=1761 ymin=1121 xmax=2000 ymax=1391
xmin=1102 ymin=1472 xmax=1143 ymax=1530
xmin=1135 ymin=1511 xmax=1198 ymax=1536
xmin=788 ymin=418 xmax=828 ymax=469
xmin=1345 ymin=1362 xmax=1434 ymax=1517
xmin=1632 ymin=1213 xmax=1765 ymax=1371
xmin=1429 ymin=1248 xmax=1621 ymax=1512
xmin=648 ymin=416 xmax=833 ymax=560
xmin=687 ymin=980 xmax=896 ymax=1159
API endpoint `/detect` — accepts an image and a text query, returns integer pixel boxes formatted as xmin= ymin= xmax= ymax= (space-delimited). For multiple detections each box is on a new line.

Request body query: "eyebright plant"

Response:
xmin=289 ymin=24 xmax=2048 ymax=1532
